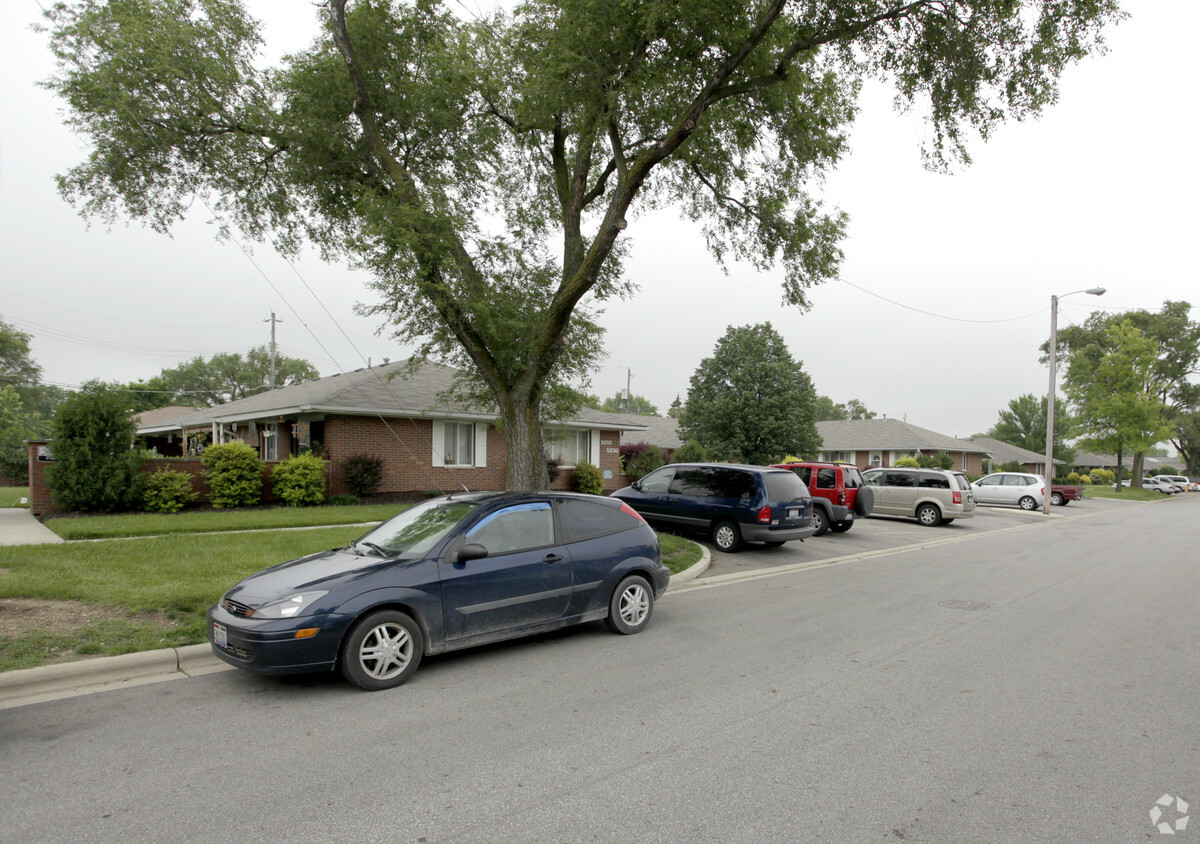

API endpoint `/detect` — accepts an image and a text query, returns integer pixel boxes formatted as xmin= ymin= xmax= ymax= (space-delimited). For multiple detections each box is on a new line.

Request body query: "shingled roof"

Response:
xmin=817 ymin=419 xmax=991 ymax=455
xmin=161 ymin=359 xmax=645 ymax=432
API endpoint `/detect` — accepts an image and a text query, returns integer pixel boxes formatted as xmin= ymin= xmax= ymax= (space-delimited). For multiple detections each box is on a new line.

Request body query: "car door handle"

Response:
xmin=543 ymin=554 xmax=564 ymax=564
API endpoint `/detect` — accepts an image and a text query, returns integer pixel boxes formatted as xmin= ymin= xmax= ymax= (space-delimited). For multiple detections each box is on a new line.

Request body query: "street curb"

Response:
xmin=666 ymin=543 xmax=712 ymax=588
xmin=0 ymin=643 xmax=228 ymax=711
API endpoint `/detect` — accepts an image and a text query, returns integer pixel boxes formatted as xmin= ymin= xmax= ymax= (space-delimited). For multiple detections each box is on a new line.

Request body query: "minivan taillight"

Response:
xmin=757 ymin=505 xmax=772 ymax=524
xmin=953 ymin=491 xmax=962 ymax=504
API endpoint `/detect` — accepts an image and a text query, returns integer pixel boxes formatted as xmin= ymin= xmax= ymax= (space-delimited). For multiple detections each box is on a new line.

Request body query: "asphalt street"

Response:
xmin=1 ymin=493 xmax=1195 ymax=842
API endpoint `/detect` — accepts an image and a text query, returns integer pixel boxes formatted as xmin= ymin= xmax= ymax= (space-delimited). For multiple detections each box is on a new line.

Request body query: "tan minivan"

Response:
xmin=860 ymin=467 xmax=976 ymax=526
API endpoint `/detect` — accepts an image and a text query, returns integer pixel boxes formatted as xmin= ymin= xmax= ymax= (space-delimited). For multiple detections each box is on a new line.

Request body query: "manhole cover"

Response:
xmin=939 ymin=600 xmax=990 ymax=611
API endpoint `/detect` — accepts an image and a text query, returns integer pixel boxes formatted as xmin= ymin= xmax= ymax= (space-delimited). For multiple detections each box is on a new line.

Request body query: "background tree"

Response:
xmin=1171 ymin=410 xmax=1200 ymax=476
xmin=596 ymin=391 xmax=659 ymax=416
xmin=987 ymin=393 xmax=1075 ymax=466
xmin=1055 ymin=302 xmax=1198 ymax=481
xmin=44 ymin=0 xmax=1123 ymax=488
xmin=667 ymin=396 xmax=683 ymax=419
xmin=0 ymin=321 xmax=66 ymax=482
xmin=120 ymin=347 xmax=320 ymax=408
xmin=1063 ymin=321 xmax=1173 ymax=487
xmin=816 ymin=395 xmax=876 ymax=421
xmin=46 ymin=381 xmax=144 ymax=511
xmin=680 ymin=323 xmax=818 ymax=464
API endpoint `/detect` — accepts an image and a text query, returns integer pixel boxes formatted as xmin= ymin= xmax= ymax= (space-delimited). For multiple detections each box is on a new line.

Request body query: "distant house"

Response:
xmin=618 ymin=415 xmax=683 ymax=461
xmin=816 ymin=419 xmax=992 ymax=475
xmin=136 ymin=359 xmax=645 ymax=495
xmin=955 ymin=436 xmax=1058 ymax=477
xmin=134 ymin=406 xmax=204 ymax=457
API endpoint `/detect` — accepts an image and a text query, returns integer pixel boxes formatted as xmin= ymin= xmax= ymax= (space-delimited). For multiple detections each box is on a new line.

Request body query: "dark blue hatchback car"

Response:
xmin=612 ymin=463 xmax=815 ymax=552
xmin=208 ymin=491 xmax=669 ymax=691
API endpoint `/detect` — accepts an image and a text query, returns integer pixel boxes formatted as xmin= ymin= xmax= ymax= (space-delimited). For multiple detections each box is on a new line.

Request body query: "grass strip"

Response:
xmin=44 ymin=503 xmax=406 ymax=540
xmin=1 ymin=526 xmax=700 ymax=672
xmin=1 ymin=487 xmax=30 ymax=508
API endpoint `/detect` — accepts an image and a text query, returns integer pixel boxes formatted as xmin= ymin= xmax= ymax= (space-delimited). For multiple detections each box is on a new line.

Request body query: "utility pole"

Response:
xmin=264 ymin=311 xmax=281 ymax=389
xmin=624 ymin=368 xmax=633 ymax=414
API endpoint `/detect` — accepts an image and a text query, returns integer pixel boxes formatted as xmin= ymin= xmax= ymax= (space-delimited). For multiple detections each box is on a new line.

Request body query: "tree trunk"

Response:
xmin=1132 ymin=452 xmax=1145 ymax=487
xmin=500 ymin=399 xmax=551 ymax=490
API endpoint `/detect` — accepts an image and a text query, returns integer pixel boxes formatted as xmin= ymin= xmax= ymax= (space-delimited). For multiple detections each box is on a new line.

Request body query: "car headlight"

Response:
xmin=251 ymin=591 xmax=328 ymax=619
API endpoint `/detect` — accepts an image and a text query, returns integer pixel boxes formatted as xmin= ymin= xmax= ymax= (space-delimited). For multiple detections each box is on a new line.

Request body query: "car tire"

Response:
xmin=830 ymin=521 xmax=853 ymax=533
xmin=1050 ymin=492 xmax=1064 ymax=506
xmin=811 ymin=507 xmax=829 ymax=537
xmin=854 ymin=486 xmax=874 ymax=517
xmin=916 ymin=503 xmax=942 ymax=526
xmin=712 ymin=520 xmax=742 ymax=553
xmin=605 ymin=575 xmax=654 ymax=635
xmin=340 ymin=609 xmax=424 ymax=691
xmin=1018 ymin=496 xmax=1038 ymax=510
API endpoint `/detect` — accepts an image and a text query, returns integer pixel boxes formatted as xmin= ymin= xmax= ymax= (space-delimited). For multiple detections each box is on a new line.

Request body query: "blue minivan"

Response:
xmin=612 ymin=463 xmax=815 ymax=552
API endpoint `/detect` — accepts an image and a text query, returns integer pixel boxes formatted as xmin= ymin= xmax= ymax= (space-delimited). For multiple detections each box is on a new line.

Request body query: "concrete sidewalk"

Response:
xmin=0 ymin=508 xmax=63 ymax=545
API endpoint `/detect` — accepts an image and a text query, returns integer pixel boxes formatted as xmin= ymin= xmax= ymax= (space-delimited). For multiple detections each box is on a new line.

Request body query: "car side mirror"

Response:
xmin=457 ymin=543 xmax=489 ymax=563
xmin=631 ymin=480 xmax=642 ymax=491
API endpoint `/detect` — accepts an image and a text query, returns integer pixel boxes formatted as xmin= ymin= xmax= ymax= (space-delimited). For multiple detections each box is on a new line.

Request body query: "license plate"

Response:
xmin=213 ymin=622 xmax=227 ymax=648
xmin=845 ymin=513 xmax=854 ymax=521
xmin=788 ymin=508 xmax=799 ymax=519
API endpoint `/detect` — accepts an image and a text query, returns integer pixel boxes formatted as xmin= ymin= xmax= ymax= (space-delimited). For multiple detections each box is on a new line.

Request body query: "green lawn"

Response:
xmin=1 ymin=512 xmax=702 ymax=672
xmin=1 ymin=487 xmax=30 ymax=508
xmin=1078 ymin=485 xmax=1168 ymax=502
xmin=44 ymin=503 xmax=406 ymax=540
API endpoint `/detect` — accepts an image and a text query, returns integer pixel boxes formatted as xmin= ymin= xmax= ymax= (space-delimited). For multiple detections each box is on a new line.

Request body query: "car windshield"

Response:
xmin=354 ymin=498 xmax=479 ymax=558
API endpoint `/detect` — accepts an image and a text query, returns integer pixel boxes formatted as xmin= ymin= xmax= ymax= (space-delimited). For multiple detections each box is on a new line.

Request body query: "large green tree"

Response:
xmin=43 ymin=0 xmax=1123 ymax=488
xmin=593 ymin=391 xmax=660 ymax=416
xmin=815 ymin=395 xmax=876 ymax=421
xmin=0 ymin=321 xmax=66 ymax=483
xmin=1053 ymin=301 xmax=1199 ymax=481
xmin=121 ymin=347 xmax=320 ymax=409
xmin=1063 ymin=321 xmax=1173 ymax=487
xmin=680 ymin=323 xmax=818 ymax=464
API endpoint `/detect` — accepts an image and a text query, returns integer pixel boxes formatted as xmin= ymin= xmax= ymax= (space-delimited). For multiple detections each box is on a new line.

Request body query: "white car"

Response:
xmin=1142 ymin=477 xmax=1178 ymax=495
xmin=1156 ymin=475 xmax=1191 ymax=493
xmin=971 ymin=472 xmax=1047 ymax=510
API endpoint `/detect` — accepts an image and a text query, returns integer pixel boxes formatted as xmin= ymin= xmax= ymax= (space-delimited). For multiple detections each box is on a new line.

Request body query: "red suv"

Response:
xmin=770 ymin=462 xmax=874 ymax=536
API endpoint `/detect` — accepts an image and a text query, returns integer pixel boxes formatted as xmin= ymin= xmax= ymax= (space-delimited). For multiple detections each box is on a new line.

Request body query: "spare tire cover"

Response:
xmin=854 ymin=485 xmax=875 ymax=517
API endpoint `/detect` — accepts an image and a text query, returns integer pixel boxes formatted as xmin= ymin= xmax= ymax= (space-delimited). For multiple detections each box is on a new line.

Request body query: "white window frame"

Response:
xmin=546 ymin=428 xmax=595 ymax=468
xmin=432 ymin=421 xmax=487 ymax=468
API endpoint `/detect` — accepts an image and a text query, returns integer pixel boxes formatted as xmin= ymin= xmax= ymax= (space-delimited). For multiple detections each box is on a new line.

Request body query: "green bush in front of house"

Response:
xmin=343 ymin=453 xmax=384 ymax=498
xmin=893 ymin=456 xmax=921 ymax=468
xmin=625 ymin=445 xmax=665 ymax=482
xmin=673 ymin=439 xmax=709 ymax=464
xmin=201 ymin=442 xmax=263 ymax=509
xmin=141 ymin=469 xmax=197 ymax=513
xmin=271 ymin=452 xmax=327 ymax=507
xmin=571 ymin=461 xmax=604 ymax=495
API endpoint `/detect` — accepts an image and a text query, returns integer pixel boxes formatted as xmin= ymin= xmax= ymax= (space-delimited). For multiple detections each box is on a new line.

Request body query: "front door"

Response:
xmin=440 ymin=502 xmax=572 ymax=641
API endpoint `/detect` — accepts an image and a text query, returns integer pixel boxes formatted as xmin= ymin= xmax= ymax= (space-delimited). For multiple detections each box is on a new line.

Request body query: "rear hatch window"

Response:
xmin=764 ymin=471 xmax=810 ymax=502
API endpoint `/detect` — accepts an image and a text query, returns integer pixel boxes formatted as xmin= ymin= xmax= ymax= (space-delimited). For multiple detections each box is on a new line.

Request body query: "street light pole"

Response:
xmin=1044 ymin=286 xmax=1106 ymax=515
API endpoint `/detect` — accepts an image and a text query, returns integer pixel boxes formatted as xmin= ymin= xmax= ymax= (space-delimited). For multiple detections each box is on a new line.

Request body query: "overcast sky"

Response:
xmin=2 ymin=1 xmax=1197 ymax=440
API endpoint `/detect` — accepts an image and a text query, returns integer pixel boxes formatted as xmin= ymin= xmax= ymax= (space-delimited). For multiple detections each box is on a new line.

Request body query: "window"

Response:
xmin=546 ymin=429 xmax=590 ymax=466
xmin=883 ymin=470 xmax=916 ymax=487
xmin=918 ymin=472 xmax=950 ymax=489
xmin=671 ymin=467 xmax=715 ymax=497
xmin=466 ymin=503 xmax=555 ymax=555
xmin=816 ymin=468 xmax=837 ymax=489
xmin=639 ymin=466 xmax=674 ymax=493
xmin=262 ymin=422 xmax=278 ymax=461
xmin=441 ymin=422 xmax=474 ymax=466
xmin=558 ymin=499 xmax=641 ymax=543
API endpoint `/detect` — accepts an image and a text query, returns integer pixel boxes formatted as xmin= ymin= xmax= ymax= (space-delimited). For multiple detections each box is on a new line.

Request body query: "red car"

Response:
xmin=770 ymin=461 xmax=874 ymax=535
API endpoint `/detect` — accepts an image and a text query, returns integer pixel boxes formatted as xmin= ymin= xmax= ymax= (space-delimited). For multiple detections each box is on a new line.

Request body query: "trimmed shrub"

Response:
xmin=625 ymin=445 xmax=665 ymax=481
xmin=201 ymin=442 xmax=264 ymax=509
xmin=998 ymin=460 xmax=1023 ymax=472
xmin=343 ymin=453 xmax=384 ymax=498
xmin=572 ymin=461 xmax=604 ymax=495
xmin=1078 ymin=474 xmax=1093 ymax=485
xmin=917 ymin=452 xmax=953 ymax=470
xmin=894 ymin=456 xmax=921 ymax=468
xmin=46 ymin=382 xmax=144 ymax=512
xmin=140 ymin=469 xmax=197 ymax=513
xmin=271 ymin=452 xmax=327 ymax=507
xmin=673 ymin=439 xmax=709 ymax=464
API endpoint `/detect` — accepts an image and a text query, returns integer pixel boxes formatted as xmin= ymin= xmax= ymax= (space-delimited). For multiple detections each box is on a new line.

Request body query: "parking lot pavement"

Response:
xmin=688 ymin=495 xmax=1146 ymax=581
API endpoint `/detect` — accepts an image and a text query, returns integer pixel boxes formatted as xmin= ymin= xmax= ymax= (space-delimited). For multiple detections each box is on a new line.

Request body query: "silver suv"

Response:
xmin=861 ymin=467 xmax=976 ymax=526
